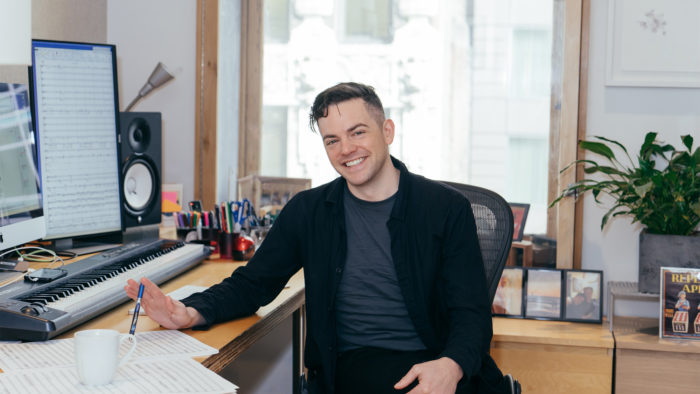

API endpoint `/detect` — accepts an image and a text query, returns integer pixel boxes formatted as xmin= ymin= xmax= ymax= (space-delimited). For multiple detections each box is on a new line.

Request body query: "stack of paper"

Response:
xmin=0 ymin=330 xmax=238 ymax=393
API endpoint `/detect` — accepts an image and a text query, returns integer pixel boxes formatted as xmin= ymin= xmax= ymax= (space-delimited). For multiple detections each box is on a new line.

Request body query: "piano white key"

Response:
xmin=45 ymin=244 xmax=205 ymax=313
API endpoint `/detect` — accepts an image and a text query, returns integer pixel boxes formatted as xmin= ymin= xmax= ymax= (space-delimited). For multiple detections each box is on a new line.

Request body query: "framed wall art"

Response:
xmin=509 ymin=203 xmax=530 ymax=242
xmin=607 ymin=0 xmax=700 ymax=87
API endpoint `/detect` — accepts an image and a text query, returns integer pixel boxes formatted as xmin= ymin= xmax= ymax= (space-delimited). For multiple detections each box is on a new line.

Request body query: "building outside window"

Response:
xmin=261 ymin=0 xmax=553 ymax=234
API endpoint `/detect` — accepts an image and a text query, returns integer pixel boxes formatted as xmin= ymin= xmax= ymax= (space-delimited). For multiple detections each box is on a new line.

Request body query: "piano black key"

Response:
xmin=53 ymin=288 xmax=75 ymax=296
xmin=22 ymin=298 xmax=47 ymax=306
xmin=33 ymin=294 xmax=60 ymax=302
xmin=64 ymin=282 xmax=86 ymax=291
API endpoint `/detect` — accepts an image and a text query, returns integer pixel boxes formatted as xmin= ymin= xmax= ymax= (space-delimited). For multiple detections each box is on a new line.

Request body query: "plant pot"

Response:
xmin=639 ymin=230 xmax=700 ymax=293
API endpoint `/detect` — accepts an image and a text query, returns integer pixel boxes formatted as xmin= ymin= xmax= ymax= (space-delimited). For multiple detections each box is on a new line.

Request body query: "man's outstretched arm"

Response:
xmin=124 ymin=277 xmax=205 ymax=329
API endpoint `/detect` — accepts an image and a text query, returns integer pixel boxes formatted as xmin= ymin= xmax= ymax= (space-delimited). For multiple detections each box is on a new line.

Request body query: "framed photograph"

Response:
xmin=660 ymin=267 xmax=700 ymax=339
xmin=607 ymin=0 xmax=700 ymax=87
xmin=563 ymin=270 xmax=603 ymax=323
xmin=237 ymin=175 xmax=312 ymax=215
xmin=492 ymin=267 xmax=525 ymax=317
xmin=524 ymin=269 xmax=562 ymax=320
xmin=509 ymin=203 xmax=530 ymax=242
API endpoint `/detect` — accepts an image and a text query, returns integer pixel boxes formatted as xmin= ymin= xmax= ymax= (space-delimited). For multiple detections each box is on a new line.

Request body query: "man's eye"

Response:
xmin=325 ymin=139 xmax=338 ymax=146
xmin=353 ymin=130 xmax=365 ymax=136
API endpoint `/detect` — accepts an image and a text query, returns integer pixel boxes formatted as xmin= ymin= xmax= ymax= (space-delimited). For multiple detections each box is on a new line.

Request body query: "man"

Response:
xmin=581 ymin=286 xmax=600 ymax=319
xmin=125 ymin=82 xmax=508 ymax=393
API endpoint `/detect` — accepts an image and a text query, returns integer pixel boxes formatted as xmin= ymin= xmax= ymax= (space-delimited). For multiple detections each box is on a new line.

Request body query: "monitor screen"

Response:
xmin=30 ymin=40 xmax=122 ymax=241
xmin=0 ymin=83 xmax=46 ymax=252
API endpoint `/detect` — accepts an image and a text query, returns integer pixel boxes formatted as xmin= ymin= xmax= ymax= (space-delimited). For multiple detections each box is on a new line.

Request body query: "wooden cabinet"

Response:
xmin=490 ymin=317 xmax=614 ymax=394
xmin=614 ymin=317 xmax=700 ymax=394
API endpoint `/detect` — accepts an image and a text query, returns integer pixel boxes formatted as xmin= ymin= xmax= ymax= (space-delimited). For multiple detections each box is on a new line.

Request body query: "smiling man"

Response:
xmin=125 ymin=82 xmax=509 ymax=394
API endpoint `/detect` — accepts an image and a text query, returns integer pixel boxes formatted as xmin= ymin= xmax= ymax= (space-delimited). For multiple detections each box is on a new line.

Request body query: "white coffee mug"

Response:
xmin=74 ymin=329 xmax=137 ymax=386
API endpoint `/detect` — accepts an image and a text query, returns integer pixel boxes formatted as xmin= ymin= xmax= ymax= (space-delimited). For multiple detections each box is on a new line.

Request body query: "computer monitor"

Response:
xmin=30 ymin=40 xmax=123 ymax=253
xmin=0 ymin=83 xmax=46 ymax=255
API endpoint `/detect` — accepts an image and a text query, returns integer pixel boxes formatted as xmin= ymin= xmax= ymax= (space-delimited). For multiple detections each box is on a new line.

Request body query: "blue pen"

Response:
xmin=129 ymin=283 xmax=145 ymax=335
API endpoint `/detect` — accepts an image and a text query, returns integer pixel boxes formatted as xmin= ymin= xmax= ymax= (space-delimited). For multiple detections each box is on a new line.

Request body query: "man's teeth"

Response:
xmin=345 ymin=158 xmax=364 ymax=167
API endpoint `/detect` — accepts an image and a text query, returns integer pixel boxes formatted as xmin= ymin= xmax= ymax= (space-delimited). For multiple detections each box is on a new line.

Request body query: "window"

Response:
xmin=259 ymin=0 xmax=553 ymax=234
xmin=198 ymin=0 xmax=588 ymax=267
xmin=342 ymin=0 xmax=392 ymax=42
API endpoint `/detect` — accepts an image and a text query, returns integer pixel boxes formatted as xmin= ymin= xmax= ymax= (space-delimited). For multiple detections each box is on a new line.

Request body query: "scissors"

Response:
xmin=231 ymin=199 xmax=252 ymax=226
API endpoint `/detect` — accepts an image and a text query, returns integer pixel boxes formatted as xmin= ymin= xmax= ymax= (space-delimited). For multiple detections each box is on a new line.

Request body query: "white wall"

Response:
xmin=107 ymin=0 xmax=197 ymax=204
xmin=582 ymin=0 xmax=700 ymax=316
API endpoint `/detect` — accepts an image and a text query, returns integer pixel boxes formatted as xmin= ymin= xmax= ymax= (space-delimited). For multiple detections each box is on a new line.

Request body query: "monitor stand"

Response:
xmin=51 ymin=232 xmax=123 ymax=256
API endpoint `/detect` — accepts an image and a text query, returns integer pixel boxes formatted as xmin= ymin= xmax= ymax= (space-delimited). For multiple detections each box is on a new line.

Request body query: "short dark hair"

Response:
xmin=309 ymin=82 xmax=385 ymax=132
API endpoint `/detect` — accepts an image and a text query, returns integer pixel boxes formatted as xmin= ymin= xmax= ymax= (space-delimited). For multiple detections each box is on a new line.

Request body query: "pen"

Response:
xmin=129 ymin=283 xmax=145 ymax=335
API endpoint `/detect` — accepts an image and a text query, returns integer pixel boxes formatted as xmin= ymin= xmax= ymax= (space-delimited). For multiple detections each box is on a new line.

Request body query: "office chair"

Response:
xmin=440 ymin=181 xmax=521 ymax=394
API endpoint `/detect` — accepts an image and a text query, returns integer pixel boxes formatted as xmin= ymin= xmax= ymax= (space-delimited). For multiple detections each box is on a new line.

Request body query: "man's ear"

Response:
xmin=383 ymin=119 xmax=395 ymax=145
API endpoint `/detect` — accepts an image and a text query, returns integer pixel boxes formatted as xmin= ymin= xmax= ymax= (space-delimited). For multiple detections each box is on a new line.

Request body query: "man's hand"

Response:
xmin=394 ymin=357 xmax=463 ymax=394
xmin=124 ymin=277 xmax=204 ymax=329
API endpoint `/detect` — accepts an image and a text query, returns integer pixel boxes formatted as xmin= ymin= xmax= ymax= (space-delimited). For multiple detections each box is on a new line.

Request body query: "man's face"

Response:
xmin=317 ymin=98 xmax=394 ymax=192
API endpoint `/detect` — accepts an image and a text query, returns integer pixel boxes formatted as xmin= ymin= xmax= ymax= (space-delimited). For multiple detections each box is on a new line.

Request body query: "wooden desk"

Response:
xmin=56 ymin=260 xmax=305 ymax=385
xmin=490 ymin=317 xmax=614 ymax=394
xmin=614 ymin=317 xmax=700 ymax=394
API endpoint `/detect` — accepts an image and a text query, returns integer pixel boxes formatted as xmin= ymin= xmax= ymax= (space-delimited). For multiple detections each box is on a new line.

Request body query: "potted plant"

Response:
xmin=551 ymin=131 xmax=700 ymax=293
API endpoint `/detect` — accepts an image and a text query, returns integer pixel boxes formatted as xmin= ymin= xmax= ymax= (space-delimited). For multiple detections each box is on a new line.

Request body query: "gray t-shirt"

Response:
xmin=335 ymin=185 xmax=426 ymax=352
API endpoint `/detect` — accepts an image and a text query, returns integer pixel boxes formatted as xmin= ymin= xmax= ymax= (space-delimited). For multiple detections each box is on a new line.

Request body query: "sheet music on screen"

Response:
xmin=32 ymin=42 xmax=122 ymax=239
xmin=0 ymin=84 xmax=42 ymax=224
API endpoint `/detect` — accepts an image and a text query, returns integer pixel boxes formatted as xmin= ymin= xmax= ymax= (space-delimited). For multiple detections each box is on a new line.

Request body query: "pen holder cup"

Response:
xmin=176 ymin=228 xmax=217 ymax=244
xmin=218 ymin=232 xmax=238 ymax=260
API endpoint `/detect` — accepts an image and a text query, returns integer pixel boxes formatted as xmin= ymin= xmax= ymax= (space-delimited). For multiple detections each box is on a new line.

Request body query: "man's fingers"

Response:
xmin=394 ymin=366 xmax=419 ymax=389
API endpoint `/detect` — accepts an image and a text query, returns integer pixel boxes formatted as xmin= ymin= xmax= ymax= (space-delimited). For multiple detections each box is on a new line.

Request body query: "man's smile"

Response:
xmin=344 ymin=157 xmax=365 ymax=167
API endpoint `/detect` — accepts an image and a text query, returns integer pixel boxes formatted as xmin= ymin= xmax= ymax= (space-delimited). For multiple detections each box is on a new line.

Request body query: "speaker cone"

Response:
xmin=122 ymin=157 xmax=159 ymax=219
xmin=127 ymin=117 xmax=151 ymax=154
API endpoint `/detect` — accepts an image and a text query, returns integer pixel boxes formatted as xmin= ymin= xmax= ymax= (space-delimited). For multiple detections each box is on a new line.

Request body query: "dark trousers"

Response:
xmin=335 ymin=347 xmax=435 ymax=394
xmin=334 ymin=347 xmax=509 ymax=394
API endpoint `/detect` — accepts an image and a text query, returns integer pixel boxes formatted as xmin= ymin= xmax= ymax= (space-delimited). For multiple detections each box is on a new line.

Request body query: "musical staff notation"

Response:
xmin=33 ymin=44 xmax=122 ymax=239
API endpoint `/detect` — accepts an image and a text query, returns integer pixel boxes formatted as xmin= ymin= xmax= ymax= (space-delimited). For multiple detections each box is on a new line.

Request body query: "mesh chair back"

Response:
xmin=441 ymin=182 xmax=514 ymax=303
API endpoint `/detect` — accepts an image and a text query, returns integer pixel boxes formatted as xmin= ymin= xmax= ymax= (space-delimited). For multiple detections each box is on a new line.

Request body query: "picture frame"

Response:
xmin=606 ymin=0 xmax=700 ymax=87
xmin=563 ymin=270 xmax=603 ymax=323
xmin=659 ymin=267 xmax=700 ymax=339
xmin=492 ymin=267 xmax=525 ymax=317
xmin=509 ymin=203 xmax=530 ymax=242
xmin=524 ymin=268 xmax=562 ymax=320
xmin=237 ymin=175 xmax=312 ymax=215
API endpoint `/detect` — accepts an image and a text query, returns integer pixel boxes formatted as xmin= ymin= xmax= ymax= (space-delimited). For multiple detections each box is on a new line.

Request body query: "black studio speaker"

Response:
xmin=120 ymin=112 xmax=162 ymax=228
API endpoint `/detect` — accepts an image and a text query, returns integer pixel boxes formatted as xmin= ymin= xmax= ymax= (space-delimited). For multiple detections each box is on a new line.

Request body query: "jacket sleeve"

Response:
xmin=181 ymin=196 xmax=305 ymax=327
xmin=437 ymin=197 xmax=493 ymax=378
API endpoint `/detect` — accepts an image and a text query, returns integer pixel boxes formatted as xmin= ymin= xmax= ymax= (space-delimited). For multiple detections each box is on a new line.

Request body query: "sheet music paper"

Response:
xmin=0 ymin=358 xmax=238 ymax=393
xmin=0 ymin=330 xmax=217 ymax=371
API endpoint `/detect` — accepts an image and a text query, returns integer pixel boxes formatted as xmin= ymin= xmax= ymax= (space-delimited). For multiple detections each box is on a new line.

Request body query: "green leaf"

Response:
xmin=583 ymin=165 xmax=627 ymax=176
xmin=595 ymin=136 xmax=629 ymax=156
xmin=633 ymin=181 xmax=652 ymax=198
xmin=691 ymin=200 xmax=700 ymax=217
xmin=682 ymin=135 xmax=694 ymax=151
xmin=580 ymin=141 xmax=616 ymax=161
xmin=640 ymin=132 xmax=658 ymax=158
xmin=559 ymin=159 xmax=599 ymax=174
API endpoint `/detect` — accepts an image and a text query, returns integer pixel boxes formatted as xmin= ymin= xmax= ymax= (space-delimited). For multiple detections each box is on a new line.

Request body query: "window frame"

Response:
xmin=195 ymin=0 xmax=590 ymax=268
